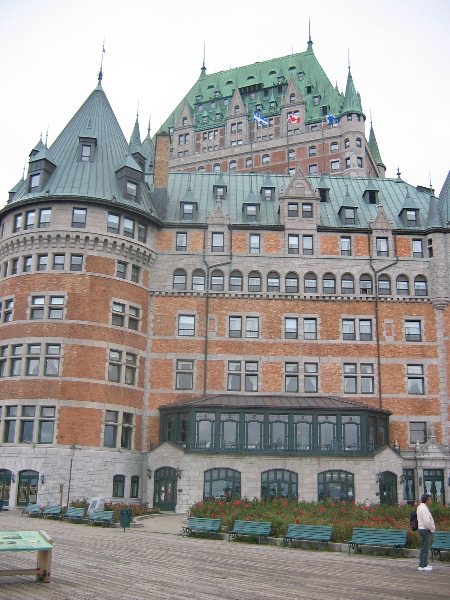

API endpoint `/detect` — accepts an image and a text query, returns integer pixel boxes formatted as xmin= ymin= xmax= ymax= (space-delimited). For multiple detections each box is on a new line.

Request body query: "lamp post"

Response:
xmin=66 ymin=443 xmax=77 ymax=508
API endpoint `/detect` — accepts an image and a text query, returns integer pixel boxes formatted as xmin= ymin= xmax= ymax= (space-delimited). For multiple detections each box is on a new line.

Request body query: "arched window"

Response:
xmin=323 ymin=273 xmax=336 ymax=294
xmin=204 ymin=468 xmax=241 ymax=500
xmin=112 ymin=474 xmax=125 ymax=498
xmin=285 ymin=272 xmax=299 ymax=293
xmin=182 ymin=117 xmax=188 ymax=126
xmin=262 ymin=154 xmax=270 ymax=165
xmin=341 ymin=273 xmax=354 ymax=294
xmin=234 ymin=105 xmax=240 ymax=115
xmin=173 ymin=269 xmax=186 ymax=290
xmin=378 ymin=274 xmax=391 ymax=295
xmin=304 ymin=272 xmax=317 ymax=293
xmin=290 ymin=93 xmax=296 ymax=103
xmin=246 ymin=157 xmax=252 ymax=168
xmin=248 ymin=271 xmax=261 ymax=292
xmin=192 ymin=269 xmax=205 ymax=290
xmin=211 ymin=269 xmax=224 ymax=291
xmin=261 ymin=469 xmax=298 ymax=499
xmin=288 ymin=149 xmax=295 ymax=160
xmin=318 ymin=470 xmax=354 ymax=502
xmin=360 ymin=274 xmax=373 ymax=295
xmin=213 ymin=163 xmax=221 ymax=173
xmin=267 ymin=271 xmax=280 ymax=292
xmin=229 ymin=270 xmax=243 ymax=291
xmin=396 ymin=275 xmax=410 ymax=295
xmin=414 ymin=275 xmax=428 ymax=296
xmin=229 ymin=160 xmax=237 ymax=171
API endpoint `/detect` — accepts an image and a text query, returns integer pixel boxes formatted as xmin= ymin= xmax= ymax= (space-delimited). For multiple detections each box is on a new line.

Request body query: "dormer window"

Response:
xmin=313 ymin=95 xmax=321 ymax=106
xmin=306 ymin=85 xmax=312 ymax=94
xmin=213 ymin=185 xmax=227 ymax=200
xmin=298 ymin=72 xmax=304 ymax=80
xmin=234 ymin=105 xmax=240 ymax=115
xmin=290 ymin=94 xmax=296 ymax=103
xmin=81 ymin=145 xmax=91 ymax=161
xmin=182 ymin=117 xmax=188 ymax=126
xmin=181 ymin=202 xmax=195 ymax=220
xmin=261 ymin=188 xmax=274 ymax=201
xmin=126 ymin=181 xmax=138 ymax=201
xmin=277 ymin=76 xmax=284 ymax=84
xmin=344 ymin=208 xmax=356 ymax=225
xmin=406 ymin=209 xmax=418 ymax=226
xmin=319 ymin=188 xmax=329 ymax=202
xmin=29 ymin=173 xmax=40 ymax=192
xmin=196 ymin=95 xmax=202 ymax=102
xmin=244 ymin=204 xmax=258 ymax=222
xmin=365 ymin=190 xmax=378 ymax=204
xmin=269 ymin=101 xmax=276 ymax=110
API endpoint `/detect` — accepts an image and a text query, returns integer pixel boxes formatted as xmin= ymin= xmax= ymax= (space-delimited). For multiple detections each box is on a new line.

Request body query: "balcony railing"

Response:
xmin=170 ymin=440 xmax=372 ymax=456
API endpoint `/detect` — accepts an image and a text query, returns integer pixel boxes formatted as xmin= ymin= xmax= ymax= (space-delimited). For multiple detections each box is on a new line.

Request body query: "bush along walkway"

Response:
xmin=189 ymin=498 xmax=450 ymax=550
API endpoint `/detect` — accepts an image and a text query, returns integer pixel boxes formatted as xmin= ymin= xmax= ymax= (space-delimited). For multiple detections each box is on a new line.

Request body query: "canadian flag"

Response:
xmin=288 ymin=114 xmax=301 ymax=124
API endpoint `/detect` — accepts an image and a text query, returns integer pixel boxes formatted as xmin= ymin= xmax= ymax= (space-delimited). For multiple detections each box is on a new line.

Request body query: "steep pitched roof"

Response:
xmin=341 ymin=68 xmax=363 ymax=116
xmin=368 ymin=123 xmax=386 ymax=169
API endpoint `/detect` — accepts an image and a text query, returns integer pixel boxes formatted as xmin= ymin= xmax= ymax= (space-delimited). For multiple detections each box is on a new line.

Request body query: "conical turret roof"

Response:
xmin=341 ymin=68 xmax=363 ymax=116
xmin=368 ymin=123 xmax=386 ymax=170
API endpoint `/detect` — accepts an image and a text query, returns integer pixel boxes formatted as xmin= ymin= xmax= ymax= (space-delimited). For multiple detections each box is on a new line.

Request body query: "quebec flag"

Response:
xmin=325 ymin=114 xmax=339 ymax=125
xmin=253 ymin=111 xmax=269 ymax=125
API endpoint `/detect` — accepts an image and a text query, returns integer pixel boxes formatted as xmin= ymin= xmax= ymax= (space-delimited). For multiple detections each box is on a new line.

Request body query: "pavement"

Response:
xmin=0 ymin=509 xmax=448 ymax=600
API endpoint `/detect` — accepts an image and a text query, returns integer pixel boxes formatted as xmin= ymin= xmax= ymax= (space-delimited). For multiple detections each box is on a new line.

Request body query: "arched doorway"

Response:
xmin=17 ymin=470 xmax=39 ymax=506
xmin=153 ymin=467 xmax=177 ymax=511
xmin=0 ymin=470 xmax=13 ymax=507
xmin=378 ymin=471 xmax=398 ymax=505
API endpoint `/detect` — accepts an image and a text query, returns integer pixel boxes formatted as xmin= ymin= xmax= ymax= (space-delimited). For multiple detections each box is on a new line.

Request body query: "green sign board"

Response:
xmin=0 ymin=531 xmax=53 ymax=552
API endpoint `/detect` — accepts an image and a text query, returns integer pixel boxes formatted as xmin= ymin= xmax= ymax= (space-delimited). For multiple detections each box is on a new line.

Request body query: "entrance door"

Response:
xmin=379 ymin=471 xmax=398 ymax=505
xmin=0 ymin=470 xmax=12 ymax=507
xmin=17 ymin=470 xmax=39 ymax=506
xmin=153 ymin=467 xmax=177 ymax=511
xmin=423 ymin=469 xmax=445 ymax=504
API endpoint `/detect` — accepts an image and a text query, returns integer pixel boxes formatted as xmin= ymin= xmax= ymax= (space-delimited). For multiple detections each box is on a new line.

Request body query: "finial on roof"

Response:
xmin=348 ymin=48 xmax=351 ymax=73
xmin=429 ymin=171 xmax=432 ymax=188
xmin=147 ymin=116 xmax=151 ymax=137
xmin=200 ymin=42 xmax=206 ymax=78
xmin=45 ymin=126 xmax=49 ymax=147
xmin=22 ymin=161 xmax=26 ymax=180
xmin=397 ymin=167 xmax=401 ymax=179
xmin=98 ymin=40 xmax=105 ymax=83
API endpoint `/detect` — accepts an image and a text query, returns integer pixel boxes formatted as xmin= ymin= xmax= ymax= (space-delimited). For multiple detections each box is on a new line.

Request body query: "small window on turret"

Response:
xmin=347 ymin=115 xmax=352 ymax=121
xmin=126 ymin=181 xmax=137 ymax=201
xmin=356 ymin=138 xmax=362 ymax=148
xmin=81 ymin=145 xmax=91 ymax=161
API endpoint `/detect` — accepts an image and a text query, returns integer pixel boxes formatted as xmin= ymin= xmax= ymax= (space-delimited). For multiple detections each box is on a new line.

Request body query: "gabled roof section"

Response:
xmin=157 ymin=43 xmax=345 ymax=134
xmin=426 ymin=194 xmax=444 ymax=228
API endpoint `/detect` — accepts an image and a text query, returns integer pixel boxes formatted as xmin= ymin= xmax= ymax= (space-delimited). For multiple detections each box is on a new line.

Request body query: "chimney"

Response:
xmin=154 ymin=132 xmax=170 ymax=189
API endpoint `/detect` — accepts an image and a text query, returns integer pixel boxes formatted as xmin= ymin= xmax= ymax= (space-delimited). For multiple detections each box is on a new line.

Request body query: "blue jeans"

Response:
xmin=419 ymin=529 xmax=433 ymax=567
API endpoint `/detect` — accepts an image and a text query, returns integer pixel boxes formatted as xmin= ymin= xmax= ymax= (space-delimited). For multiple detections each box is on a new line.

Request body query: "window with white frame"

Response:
xmin=245 ymin=204 xmax=258 ymax=222
xmin=212 ymin=232 xmax=224 ymax=252
xmin=116 ymin=261 xmax=127 ymax=279
xmin=341 ymin=237 xmax=351 ymax=256
xmin=249 ymin=234 xmax=260 ymax=253
xmin=376 ymin=237 xmax=388 ymax=256
xmin=178 ymin=314 xmax=195 ymax=336
xmin=407 ymin=365 xmax=424 ymax=394
xmin=70 ymin=254 xmax=83 ymax=271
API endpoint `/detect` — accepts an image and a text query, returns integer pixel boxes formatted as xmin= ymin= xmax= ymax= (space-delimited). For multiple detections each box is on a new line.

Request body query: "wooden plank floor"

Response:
xmin=0 ymin=510 xmax=448 ymax=599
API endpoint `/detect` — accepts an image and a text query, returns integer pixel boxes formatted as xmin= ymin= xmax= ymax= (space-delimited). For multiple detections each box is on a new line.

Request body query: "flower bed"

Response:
xmin=64 ymin=499 xmax=159 ymax=522
xmin=189 ymin=498 xmax=450 ymax=548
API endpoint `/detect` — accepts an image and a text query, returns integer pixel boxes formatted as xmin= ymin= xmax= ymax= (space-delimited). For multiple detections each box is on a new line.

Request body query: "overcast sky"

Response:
xmin=0 ymin=0 xmax=449 ymax=208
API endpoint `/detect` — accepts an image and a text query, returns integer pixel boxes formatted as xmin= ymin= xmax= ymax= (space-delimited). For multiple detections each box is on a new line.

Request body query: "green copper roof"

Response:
xmin=158 ymin=42 xmax=348 ymax=133
xmin=341 ymin=69 xmax=363 ymax=116
xmin=368 ymin=123 xmax=385 ymax=169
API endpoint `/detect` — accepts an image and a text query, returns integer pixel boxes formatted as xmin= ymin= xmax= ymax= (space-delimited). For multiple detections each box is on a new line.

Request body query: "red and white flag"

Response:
xmin=288 ymin=114 xmax=301 ymax=124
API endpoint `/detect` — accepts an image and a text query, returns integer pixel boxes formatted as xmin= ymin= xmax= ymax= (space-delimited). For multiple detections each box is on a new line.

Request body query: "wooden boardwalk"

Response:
xmin=0 ymin=510 xmax=448 ymax=600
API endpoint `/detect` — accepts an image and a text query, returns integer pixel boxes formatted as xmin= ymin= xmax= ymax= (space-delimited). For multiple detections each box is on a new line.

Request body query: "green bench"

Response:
xmin=348 ymin=527 xmax=407 ymax=558
xmin=430 ymin=531 xmax=450 ymax=561
xmin=283 ymin=524 xmax=332 ymax=550
xmin=60 ymin=507 xmax=86 ymax=522
xmin=229 ymin=520 xmax=272 ymax=544
xmin=22 ymin=503 xmax=41 ymax=516
xmin=89 ymin=510 xmax=114 ymax=526
xmin=183 ymin=517 xmax=221 ymax=538
xmin=41 ymin=505 xmax=63 ymax=519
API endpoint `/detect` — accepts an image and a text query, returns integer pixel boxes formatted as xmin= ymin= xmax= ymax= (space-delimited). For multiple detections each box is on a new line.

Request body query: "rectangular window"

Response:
xmin=126 ymin=181 xmax=137 ymax=201
xmin=176 ymin=359 xmax=194 ymax=390
xmin=107 ymin=213 xmax=120 ymax=234
xmin=1 ymin=299 xmax=14 ymax=323
xmin=131 ymin=265 xmax=140 ymax=283
xmin=303 ymin=318 xmax=317 ymax=340
xmin=123 ymin=218 xmax=135 ymax=237
xmin=13 ymin=213 xmax=22 ymax=232
xmin=138 ymin=222 xmax=146 ymax=243
xmin=37 ymin=255 xmax=48 ymax=271
xmin=285 ymin=317 xmax=298 ymax=339
xmin=344 ymin=363 xmax=374 ymax=394
xmin=410 ymin=421 xmax=427 ymax=444
xmin=25 ymin=210 xmax=36 ymax=230
xmin=245 ymin=204 xmax=258 ymax=222
xmin=70 ymin=254 xmax=83 ymax=271
xmin=359 ymin=320 xmax=372 ymax=341
xmin=116 ymin=261 xmax=127 ymax=279
xmin=287 ymin=203 xmax=298 ymax=217
xmin=29 ymin=173 xmax=40 ymax=191
xmin=38 ymin=208 xmax=51 ymax=228
xmin=52 ymin=254 xmax=65 ymax=270
xmin=344 ymin=208 xmax=355 ymax=224
xmin=302 ymin=235 xmax=313 ymax=255
xmin=376 ymin=237 xmax=388 ymax=256
xmin=178 ymin=315 xmax=195 ymax=336
xmin=81 ymin=145 xmax=91 ymax=161
xmin=72 ymin=208 xmax=87 ymax=228
xmin=302 ymin=203 xmax=313 ymax=218
xmin=229 ymin=316 xmax=242 ymax=337
xmin=245 ymin=317 xmax=259 ymax=338
xmin=288 ymin=235 xmax=299 ymax=254
xmin=212 ymin=232 xmax=224 ymax=252
xmin=341 ymin=237 xmax=351 ymax=256
xmin=104 ymin=410 xmax=119 ymax=447
xmin=405 ymin=320 xmax=422 ymax=342
xmin=23 ymin=255 xmax=32 ymax=272
xmin=331 ymin=160 xmax=340 ymax=172
xmin=244 ymin=361 xmax=258 ymax=392
xmin=412 ymin=239 xmax=423 ymax=258
xmin=11 ymin=259 xmax=19 ymax=275
xmin=285 ymin=362 xmax=298 ymax=392
xmin=108 ymin=350 xmax=137 ymax=386
xmin=342 ymin=319 xmax=356 ymax=340
xmin=227 ymin=361 xmax=241 ymax=391
xmin=407 ymin=365 xmax=424 ymax=394
xmin=38 ymin=406 xmax=56 ymax=443
xmin=176 ymin=232 xmax=187 ymax=251
xmin=250 ymin=234 xmax=260 ymax=253
xmin=44 ymin=344 xmax=61 ymax=376
xmin=304 ymin=362 xmax=318 ymax=393
xmin=182 ymin=203 xmax=194 ymax=220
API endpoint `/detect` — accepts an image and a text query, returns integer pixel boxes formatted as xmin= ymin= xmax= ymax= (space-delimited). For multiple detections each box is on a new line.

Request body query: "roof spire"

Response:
xmin=200 ymin=42 xmax=206 ymax=78
xmin=98 ymin=40 xmax=105 ymax=84
xmin=45 ymin=126 xmax=49 ymax=147
xmin=307 ymin=18 xmax=313 ymax=52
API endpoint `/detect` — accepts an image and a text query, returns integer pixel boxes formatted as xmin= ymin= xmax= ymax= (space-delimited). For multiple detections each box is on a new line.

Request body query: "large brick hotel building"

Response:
xmin=0 ymin=38 xmax=449 ymax=511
